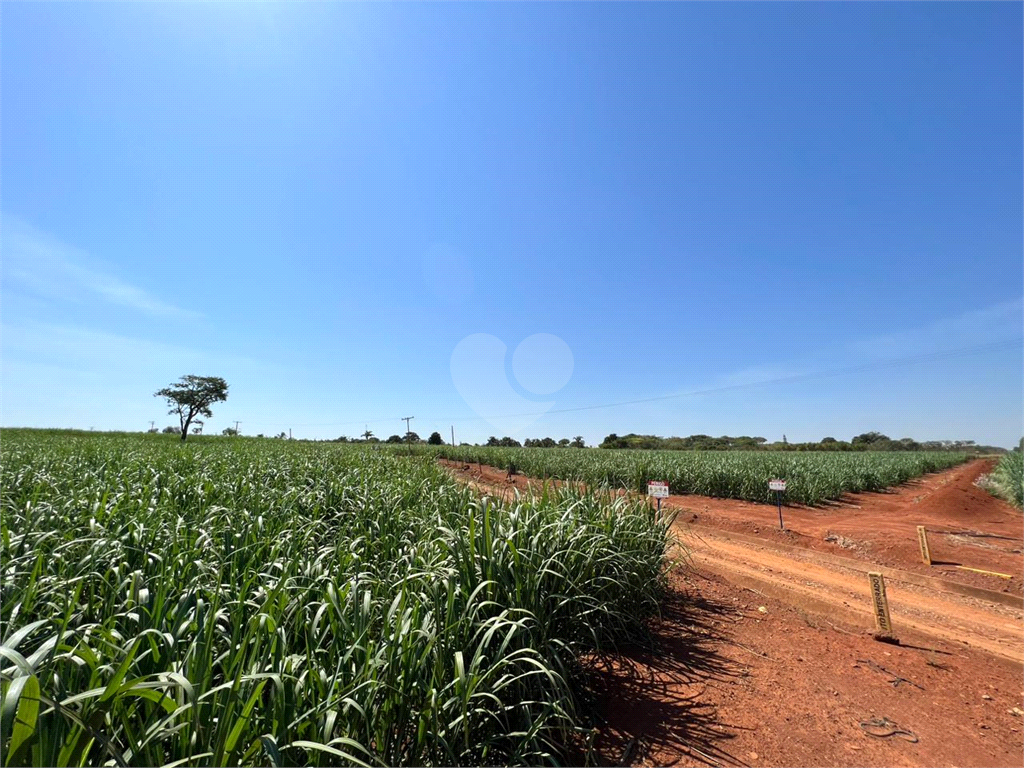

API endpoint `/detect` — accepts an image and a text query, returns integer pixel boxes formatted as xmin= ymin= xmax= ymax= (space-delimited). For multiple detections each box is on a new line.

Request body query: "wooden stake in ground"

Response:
xmin=868 ymin=572 xmax=897 ymax=642
xmin=917 ymin=526 xmax=932 ymax=566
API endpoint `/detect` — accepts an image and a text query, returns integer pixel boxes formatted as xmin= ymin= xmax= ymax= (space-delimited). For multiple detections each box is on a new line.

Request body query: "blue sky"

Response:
xmin=2 ymin=2 xmax=1021 ymax=446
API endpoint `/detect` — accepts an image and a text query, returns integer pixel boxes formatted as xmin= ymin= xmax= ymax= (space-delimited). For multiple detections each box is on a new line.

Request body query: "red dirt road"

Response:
xmin=664 ymin=459 xmax=1022 ymax=596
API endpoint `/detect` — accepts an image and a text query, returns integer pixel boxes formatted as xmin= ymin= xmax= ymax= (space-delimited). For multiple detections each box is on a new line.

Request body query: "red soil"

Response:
xmin=588 ymin=568 xmax=1023 ymax=767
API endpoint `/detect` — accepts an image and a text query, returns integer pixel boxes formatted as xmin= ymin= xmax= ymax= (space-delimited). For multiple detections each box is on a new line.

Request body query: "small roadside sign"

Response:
xmin=648 ymin=480 xmax=668 ymax=513
xmin=769 ymin=479 xmax=787 ymax=530
xmin=647 ymin=481 xmax=669 ymax=498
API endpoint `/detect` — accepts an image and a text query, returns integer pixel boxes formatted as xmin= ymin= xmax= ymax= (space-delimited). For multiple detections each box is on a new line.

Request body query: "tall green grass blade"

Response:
xmin=4 ymin=674 xmax=40 ymax=767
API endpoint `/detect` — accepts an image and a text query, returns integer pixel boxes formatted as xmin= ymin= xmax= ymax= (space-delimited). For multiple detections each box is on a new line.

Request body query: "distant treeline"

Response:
xmin=598 ymin=431 xmax=1010 ymax=454
xmin=331 ymin=430 xmax=1012 ymax=453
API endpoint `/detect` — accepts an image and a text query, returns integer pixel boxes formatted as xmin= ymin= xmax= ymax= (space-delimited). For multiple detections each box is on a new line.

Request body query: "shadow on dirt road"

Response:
xmin=583 ymin=586 xmax=752 ymax=767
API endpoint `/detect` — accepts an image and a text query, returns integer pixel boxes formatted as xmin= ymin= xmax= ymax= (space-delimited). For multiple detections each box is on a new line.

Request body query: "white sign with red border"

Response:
xmin=769 ymin=479 xmax=787 ymax=492
xmin=647 ymin=481 xmax=669 ymax=498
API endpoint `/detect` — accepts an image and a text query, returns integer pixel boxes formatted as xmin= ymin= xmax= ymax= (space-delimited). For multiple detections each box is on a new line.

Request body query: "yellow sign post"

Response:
xmin=867 ymin=572 xmax=895 ymax=640
xmin=955 ymin=565 xmax=1014 ymax=579
xmin=917 ymin=526 xmax=932 ymax=566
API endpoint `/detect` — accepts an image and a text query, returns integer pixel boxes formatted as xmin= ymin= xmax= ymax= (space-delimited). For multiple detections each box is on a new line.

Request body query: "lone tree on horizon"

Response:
xmin=154 ymin=375 xmax=229 ymax=441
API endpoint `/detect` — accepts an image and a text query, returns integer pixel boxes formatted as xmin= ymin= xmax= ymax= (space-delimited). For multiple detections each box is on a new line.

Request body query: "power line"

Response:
xmin=537 ymin=336 xmax=1024 ymax=418
xmin=239 ymin=337 xmax=1022 ymax=430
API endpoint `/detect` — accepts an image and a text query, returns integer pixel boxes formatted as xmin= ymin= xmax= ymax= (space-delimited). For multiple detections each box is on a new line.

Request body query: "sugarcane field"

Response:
xmin=2 ymin=2 xmax=1021 ymax=767
xmin=2 ymin=431 xmax=1022 ymax=766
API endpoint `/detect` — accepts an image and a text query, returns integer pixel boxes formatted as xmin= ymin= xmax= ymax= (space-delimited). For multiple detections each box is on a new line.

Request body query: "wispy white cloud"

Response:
xmin=849 ymin=297 xmax=1023 ymax=360
xmin=0 ymin=321 xmax=283 ymax=431
xmin=660 ymin=297 xmax=1023 ymax=400
xmin=1 ymin=321 xmax=262 ymax=373
xmin=718 ymin=363 xmax=808 ymax=388
xmin=1 ymin=216 xmax=201 ymax=319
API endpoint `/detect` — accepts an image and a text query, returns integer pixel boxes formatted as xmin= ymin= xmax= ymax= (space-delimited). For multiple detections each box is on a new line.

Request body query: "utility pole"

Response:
xmin=234 ymin=420 xmax=241 ymax=435
xmin=289 ymin=428 xmax=292 ymax=440
xmin=402 ymin=416 xmax=414 ymax=440
xmin=451 ymin=425 xmax=455 ymax=447
xmin=148 ymin=421 xmax=155 ymax=432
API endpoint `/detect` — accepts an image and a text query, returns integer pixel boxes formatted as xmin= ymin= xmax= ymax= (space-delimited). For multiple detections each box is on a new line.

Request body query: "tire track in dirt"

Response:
xmin=675 ymin=525 xmax=1022 ymax=663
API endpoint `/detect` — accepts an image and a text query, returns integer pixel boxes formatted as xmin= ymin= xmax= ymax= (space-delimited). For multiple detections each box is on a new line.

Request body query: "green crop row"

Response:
xmin=0 ymin=431 xmax=670 ymax=767
xmin=414 ymin=445 xmax=970 ymax=506
xmin=985 ymin=451 xmax=1023 ymax=509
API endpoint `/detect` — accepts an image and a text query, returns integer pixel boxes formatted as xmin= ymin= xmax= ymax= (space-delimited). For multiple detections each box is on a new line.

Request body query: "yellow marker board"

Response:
xmin=867 ymin=572 xmax=894 ymax=637
xmin=917 ymin=526 xmax=932 ymax=566
xmin=956 ymin=565 xmax=1014 ymax=579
